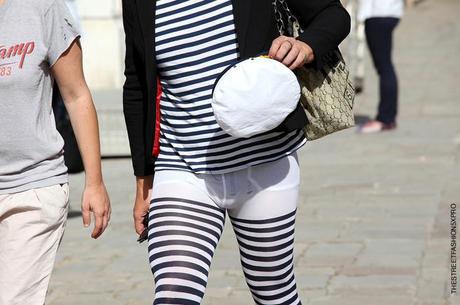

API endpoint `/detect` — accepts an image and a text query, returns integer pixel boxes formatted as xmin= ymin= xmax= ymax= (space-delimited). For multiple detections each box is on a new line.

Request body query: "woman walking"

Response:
xmin=122 ymin=0 xmax=350 ymax=304
xmin=0 ymin=0 xmax=111 ymax=304
xmin=357 ymin=0 xmax=404 ymax=133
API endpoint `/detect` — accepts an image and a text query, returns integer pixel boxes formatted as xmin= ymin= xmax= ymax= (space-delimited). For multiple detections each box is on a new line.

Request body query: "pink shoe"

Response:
xmin=357 ymin=120 xmax=396 ymax=134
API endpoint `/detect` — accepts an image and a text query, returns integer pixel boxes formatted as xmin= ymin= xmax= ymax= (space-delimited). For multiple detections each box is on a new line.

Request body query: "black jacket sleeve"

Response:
xmin=287 ymin=0 xmax=351 ymax=67
xmin=122 ymin=0 xmax=154 ymax=177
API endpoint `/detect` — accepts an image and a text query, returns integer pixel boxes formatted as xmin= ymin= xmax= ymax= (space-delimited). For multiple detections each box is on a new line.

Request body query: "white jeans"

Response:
xmin=148 ymin=152 xmax=302 ymax=304
xmin=0 ymin=184 xmax=69 ymax=305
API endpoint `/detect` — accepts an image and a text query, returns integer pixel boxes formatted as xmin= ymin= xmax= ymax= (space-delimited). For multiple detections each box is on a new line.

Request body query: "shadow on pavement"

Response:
xmin=354 ymin=114 xmax=372 ymax=125
xmin=68 ymin=209 xmax=82 ymax=219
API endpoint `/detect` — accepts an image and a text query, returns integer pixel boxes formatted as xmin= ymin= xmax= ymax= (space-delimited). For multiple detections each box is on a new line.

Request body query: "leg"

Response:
xmin=0 ymin=184 xmax=69 ymax=305
xmin=229 ymin=154 xmax=301 ymax=305
xmin=365 ymin=17 xmax=400 ymax=124
xmin=148 ymin=171 xmax=226 ymax=305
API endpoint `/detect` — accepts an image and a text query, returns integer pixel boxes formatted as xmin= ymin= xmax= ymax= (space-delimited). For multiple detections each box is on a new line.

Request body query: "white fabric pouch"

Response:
xmin=211 ymin=57 xmax=301 ymax=138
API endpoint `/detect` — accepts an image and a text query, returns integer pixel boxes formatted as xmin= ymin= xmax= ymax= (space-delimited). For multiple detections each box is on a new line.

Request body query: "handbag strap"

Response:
xmin=272 ymin=0 xmax=303 ymax=38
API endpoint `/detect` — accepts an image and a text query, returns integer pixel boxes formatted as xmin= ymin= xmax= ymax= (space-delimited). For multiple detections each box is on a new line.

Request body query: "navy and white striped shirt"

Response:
xmin=154 ymin=0 xmax=306 ymax=174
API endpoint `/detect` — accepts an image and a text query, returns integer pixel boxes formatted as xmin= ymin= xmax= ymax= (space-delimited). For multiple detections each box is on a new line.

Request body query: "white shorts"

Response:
xmin=0 ymin=183 xmax=69 ymax=305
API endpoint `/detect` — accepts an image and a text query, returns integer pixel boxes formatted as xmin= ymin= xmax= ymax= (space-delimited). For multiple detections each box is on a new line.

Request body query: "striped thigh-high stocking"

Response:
xmin=148 ymin=195 xmax=226 ymax=305
xmin=230 ymin=210 xmax=301 ymax=305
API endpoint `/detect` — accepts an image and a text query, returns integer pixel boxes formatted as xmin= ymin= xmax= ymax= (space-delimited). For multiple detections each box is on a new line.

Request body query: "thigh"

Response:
xmin=231 ymin=153 xmax=300 ymax=218
xmin=228 ymin=154 xmax=301 ymax=305
xmin=0 ymin=184 xmax=69 ymax=305
xmin=364 ymin=18 xmax=382 ymax=65
xmin=148 ymin=171 xmax=226 ymax=304
xmin=365 ymin=18 xmax=399 ymax=67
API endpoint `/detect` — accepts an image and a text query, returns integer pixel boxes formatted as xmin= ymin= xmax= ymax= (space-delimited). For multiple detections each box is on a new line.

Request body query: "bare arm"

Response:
xmin=51 ymin=39 xmax=111 ymax=239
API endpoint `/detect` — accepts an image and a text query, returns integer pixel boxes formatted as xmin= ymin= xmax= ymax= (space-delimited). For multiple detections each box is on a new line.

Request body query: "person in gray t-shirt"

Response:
xmin=0 ymin=0 xmax=111 ymax=303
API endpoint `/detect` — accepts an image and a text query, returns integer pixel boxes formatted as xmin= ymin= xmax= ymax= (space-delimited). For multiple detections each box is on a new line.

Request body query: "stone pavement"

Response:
xmin=47 ymin=0 xmax=460 ymax=304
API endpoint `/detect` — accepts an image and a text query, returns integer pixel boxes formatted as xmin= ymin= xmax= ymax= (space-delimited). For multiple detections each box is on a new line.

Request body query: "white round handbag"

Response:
xmin=211 ymin=56 xmax=301 ymax=138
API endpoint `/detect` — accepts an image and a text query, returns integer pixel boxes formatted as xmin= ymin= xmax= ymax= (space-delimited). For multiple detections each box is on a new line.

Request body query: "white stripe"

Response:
xmin=156 ymin=278 xmax=206 ymax=292
xmin=156 ymin=3 xmax=233 ymax=33
xmin=153 ymin=266 xmax=208 ymax=282
xmin=156 ymin=0 xmax=229 ymax=23
xmin=149 ymin=235 xmax=217 ymax=253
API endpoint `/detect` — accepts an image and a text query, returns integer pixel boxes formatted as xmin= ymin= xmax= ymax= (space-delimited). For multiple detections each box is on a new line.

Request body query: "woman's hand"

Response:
xmin=133 ymin=176 xmax=153 ymax=235
xmin=81 ymin=182 xmax=111 ymax=239
xmin=268 ymin=36 xmax=315 ymax=70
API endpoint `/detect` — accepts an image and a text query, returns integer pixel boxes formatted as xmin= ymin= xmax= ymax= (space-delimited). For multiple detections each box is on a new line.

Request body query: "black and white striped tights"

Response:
xmin=148 ymin=154 xmax=302 ymax=305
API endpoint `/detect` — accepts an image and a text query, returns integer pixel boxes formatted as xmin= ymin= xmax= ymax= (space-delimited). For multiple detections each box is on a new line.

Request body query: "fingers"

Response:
xmin=133 ymin=196 xmax=150 ymax=235
xmin=274 ymin=40 xmax=295 ymax=62
xmin=268 ymin=36 xmax=286 ymax=58
xmin=269 ymin=36 xmax=301 ymax=67
xmin=91 ymin=201 xmax=111 ymax=239
xmin=81 ymin=201 xmax=91 ymax=228
xmin=133 ymin=207 xmax=148 ymax=235
xmin=102 ymin=213 xmax=109 ymax=235
xmin=91 ymin=210 xmax=104 ymax=239
xmin=269 ymin=36 xmax=314 ymax=69
xmin=80 ymin=184 xmax=112 ymax=239
xmin=134 ymin=215 xmax=145 ymax=236
xmin=289 ymin=52 xmax=307 ymax=70
xmin=107 ymin=205 xmax=112 ymax=223
xmin=282 ymin=45 xmax=300 ymax=68
xmin=269 ymin=36 xmax=295 ymax=59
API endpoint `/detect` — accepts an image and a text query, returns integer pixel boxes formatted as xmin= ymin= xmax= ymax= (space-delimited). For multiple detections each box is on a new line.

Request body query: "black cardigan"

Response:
xmin=122 ymin=0 xmax=351 ymax=177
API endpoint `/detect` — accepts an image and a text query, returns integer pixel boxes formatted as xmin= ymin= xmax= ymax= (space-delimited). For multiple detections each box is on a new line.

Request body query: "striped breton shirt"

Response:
xmin=154 ymin=0 xmax=306 ymax=174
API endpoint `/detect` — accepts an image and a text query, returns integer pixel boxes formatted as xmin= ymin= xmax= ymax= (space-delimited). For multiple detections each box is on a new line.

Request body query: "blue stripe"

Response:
xmin=157 ymin=35 xmax=236 ymax=65
xmin=159 ymin=49 xmax=238 ymax=72
xmin=155 ymin=11 xmax=233 ymax=37
xmin=160 ymin=132 xmax=230 ymax=145
xmin=160 ymin=60 xmax=235 ymax=81
xmin=160 ymin=118 xmax=217 ymax=129
xmin=160 ymin=92 xmax=212 ymax=104
xmin=156 ymin=0 xmax=200 ymax=11
xmin=171 ymin=85 xmax=214 ymax=98
xmin=155 ymin=0 xmax=228 ymax=28
xmin=162 ymin=73 xmax=221 ymax=90
xmin=161 ymin=111 xmax=215 ymax=120
xmin=160 ymin=127 xmax=222 ymax=137
xmin=160 ymin=103 xmax=212 ymax=112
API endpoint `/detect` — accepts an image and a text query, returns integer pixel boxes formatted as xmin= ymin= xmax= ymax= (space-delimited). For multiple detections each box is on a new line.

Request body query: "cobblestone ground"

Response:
xmin=47 ymin=0 xmax=460 ymax=304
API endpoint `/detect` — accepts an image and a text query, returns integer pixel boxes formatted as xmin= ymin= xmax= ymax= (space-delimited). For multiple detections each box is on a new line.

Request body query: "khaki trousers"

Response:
xmin=0 ymin=184 xmax=69 ymax=305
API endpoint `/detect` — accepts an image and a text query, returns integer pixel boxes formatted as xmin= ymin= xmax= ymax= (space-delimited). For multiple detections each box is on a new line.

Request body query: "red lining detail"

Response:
xmin=152 ymin=77 xmax=162 ymax=157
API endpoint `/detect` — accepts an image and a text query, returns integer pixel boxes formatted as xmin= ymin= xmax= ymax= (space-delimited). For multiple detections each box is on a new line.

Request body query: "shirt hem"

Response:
xmin=154 ymin=136 xmax=307 ymax=175
xmin=0 ymin=174 xmax=69 ymax=195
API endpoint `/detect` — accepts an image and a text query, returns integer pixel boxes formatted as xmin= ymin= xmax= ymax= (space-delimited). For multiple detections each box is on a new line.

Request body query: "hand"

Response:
xmin=81 ymin=182 xmax=111 ymax=239
xmin=133 ymin=176 xmax=153 ymax=235
xmin=268 ymin=35 xmax=315 ymax=70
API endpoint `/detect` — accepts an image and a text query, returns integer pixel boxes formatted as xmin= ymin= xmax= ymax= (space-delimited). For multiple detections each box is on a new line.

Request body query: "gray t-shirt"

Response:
xmin=0 ymin=0 xmax=80 ymax=194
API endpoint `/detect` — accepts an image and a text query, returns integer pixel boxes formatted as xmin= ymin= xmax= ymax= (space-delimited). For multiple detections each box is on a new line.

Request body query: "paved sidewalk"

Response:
xmin=47 ymin=0 xmax=460 ymax=304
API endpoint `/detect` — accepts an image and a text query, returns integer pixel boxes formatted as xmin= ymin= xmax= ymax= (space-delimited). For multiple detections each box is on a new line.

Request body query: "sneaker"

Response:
xmin=357 ymin=120 xmax=397 ymax=134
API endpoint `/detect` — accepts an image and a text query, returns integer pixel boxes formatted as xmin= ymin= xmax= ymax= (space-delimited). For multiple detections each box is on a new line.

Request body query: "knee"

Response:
xmin=245 ymin=266 xmax=300 ymax=305
xmin=376 ymin=64 xmax=397 ymax=78
xmin=153 ymin=274 xmax=207 ymax=305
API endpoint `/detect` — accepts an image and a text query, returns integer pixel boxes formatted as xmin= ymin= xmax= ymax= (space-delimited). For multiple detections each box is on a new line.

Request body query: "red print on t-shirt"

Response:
xmin=0 ymin=42 xmax=35 ymax=69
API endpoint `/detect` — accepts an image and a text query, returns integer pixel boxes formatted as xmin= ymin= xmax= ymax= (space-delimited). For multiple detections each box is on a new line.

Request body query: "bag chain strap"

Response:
xmin=272 ymin=0 xmax=303 ymax=37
